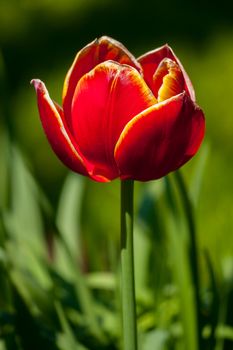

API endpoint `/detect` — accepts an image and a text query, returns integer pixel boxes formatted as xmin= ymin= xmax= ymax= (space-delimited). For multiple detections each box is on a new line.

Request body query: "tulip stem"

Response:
xmin=120 ymin=180 xmax=137 ymax=350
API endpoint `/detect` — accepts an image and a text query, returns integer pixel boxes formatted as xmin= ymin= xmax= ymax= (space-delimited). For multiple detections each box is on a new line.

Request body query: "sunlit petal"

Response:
xmin=63 ymin=36 xmax=142 ymax=130
xmin=71 ymin=61 xmax=156 ymax=180
xmin=115 ymin=93 xmax=205 ymax=181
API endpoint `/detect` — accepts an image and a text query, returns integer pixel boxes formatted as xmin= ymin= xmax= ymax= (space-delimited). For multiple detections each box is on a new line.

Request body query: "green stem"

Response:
xmin=120 ymin=180 xmax=137 ymax=350
xmin=174 ymin=171 xmax=202 ymax=349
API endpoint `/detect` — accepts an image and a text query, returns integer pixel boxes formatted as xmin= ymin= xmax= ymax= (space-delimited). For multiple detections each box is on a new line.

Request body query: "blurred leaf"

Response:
xmin=216 ymin=325 xmax=233 ymax=341
xmin=189 ymin=143 xmax=210 ymax=207
xmin=55 ymin=302 xmax=87 ymax=350
xmin=167 ymin=216 xmax=199 ymax=350
xmin=80 ymin=181 xmax=119 ymax=272
xmin=173 ymin=171 xmax=203 ymax=348
xmin=134 ymin=223 xmax=151 ymax=298
xmin=203 ymin=250 xmax=220 ymax=350
xmin=0 ymin=340 xmax=7 ymax=350
xmin=0 ymin=216 xmax=12 ymax=309
xmin=137 ymin=180 xmax=170 ymax=304
xmin=142 ymin=329 xmax=170 ymax=350
xmin=86 ymin=272 xmax=116 ymax=291
xmin=0 ymin=132 xmax=11 ymax=212
xmin=12 ymin=286 xmax=58 ymax=350
xmin=10 ymin=269 xmax=53 ymax=317
xmin=1 ymin=147 xmax=53 ymax=294
xmin=3 ymin=147 xmax=46 ymax=257
xmin=56 ymin=173 xmax=85 ymax=262
xmin=164 ymin=175 xmax=199 ymax=350
xmin=52 ymin=236 xmax=104 ymax=341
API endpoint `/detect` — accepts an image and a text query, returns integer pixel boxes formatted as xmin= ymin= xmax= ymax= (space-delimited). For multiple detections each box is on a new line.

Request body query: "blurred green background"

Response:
xmin=0 ymin=0 xmax=233 ymax=348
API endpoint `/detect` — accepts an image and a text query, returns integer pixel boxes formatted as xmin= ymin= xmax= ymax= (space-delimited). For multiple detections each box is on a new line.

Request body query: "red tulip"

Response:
xmin=31 ymin=36 xmax=205 ymax=182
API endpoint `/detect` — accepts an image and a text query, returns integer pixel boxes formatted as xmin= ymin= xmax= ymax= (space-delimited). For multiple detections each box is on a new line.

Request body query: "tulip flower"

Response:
xmin=31 ymin=36 xmax=205 ymax=183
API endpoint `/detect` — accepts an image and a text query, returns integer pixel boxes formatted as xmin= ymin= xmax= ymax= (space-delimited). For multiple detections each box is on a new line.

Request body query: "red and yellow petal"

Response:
xmin=71 ymin=61 xmax=157 ymax=180
xmin=114 ymin=93 xmax=205 ymax=181
xmin=31 ymin=79 xmax=94 ymax=178
xmin=138 ymin=44 xmax=195 ymax=101
xmin=153 ymin=58 xmax=184 ymax=102
xmin=62 ymin=36 xmax=142 ymax=129
xmin=97 ymin=36 xmax=142 ymax=71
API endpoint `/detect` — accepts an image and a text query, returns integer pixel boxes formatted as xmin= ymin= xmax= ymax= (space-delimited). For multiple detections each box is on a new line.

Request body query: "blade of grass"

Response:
xmin=166 ymin=213 xmax=199 ymax=350
xmin=56 ymin=173 xmax=85 ymax=262
xmin=165 ymin=175 xmax=199 ymax=350
xmin=203 ymin=250 xmax=220 ymax=350
xmin=55 ymin=301 xmax=87 ymax=350
xmin=189 ymin=143 xmax=209 ymax=208
xmin=174 ymin=170 xmax=202 ymax=349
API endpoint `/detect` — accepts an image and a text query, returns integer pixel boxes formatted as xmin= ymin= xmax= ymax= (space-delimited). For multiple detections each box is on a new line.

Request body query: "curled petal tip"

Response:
xmin=30 ymin=79 xmax=43 ymax=91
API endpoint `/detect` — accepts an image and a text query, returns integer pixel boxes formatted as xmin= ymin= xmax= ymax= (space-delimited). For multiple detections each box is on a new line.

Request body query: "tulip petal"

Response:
xmin=138 ymin=44 xmax=195 ymax=101
xmin=153 ymin=58 xmax=184 ymax=102
xmin=115 ymin=93 xmax=205 ymax=181
xmin=31 ymin=79 xmax=98 ymax=179
xmin=63 ymin=36 xmax=142 ymax=129
xmin=71 ymin=61 xmax=157 ymax=180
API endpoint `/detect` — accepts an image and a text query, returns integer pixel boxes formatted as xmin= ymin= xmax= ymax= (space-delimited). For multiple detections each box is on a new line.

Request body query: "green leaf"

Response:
xmin=56 ymin=173 xmax=85 ymax=262
xmin=55 ymin=302 xmax=87 ymax=350
xmin=12 ymin=285 xmax=58 ymax=350
xmin=165 ymin=176 xmax=199 ymax=350
xmin=189 ymin=142 xmax=209 ymax=207
xmin=2 ymin=147 xmax=52 ymax=289
xmin=86 ymin=272 xmax=116 ymax=291
xmin=142 ymin=329 xmax=170 ymax=350
xmin=4 ymin=147 xmax=46 ymax=258
xmin=134 ymin=223 xmax=151 ymax=297
xmin=203 ymin=250 xmax=220 ymax=349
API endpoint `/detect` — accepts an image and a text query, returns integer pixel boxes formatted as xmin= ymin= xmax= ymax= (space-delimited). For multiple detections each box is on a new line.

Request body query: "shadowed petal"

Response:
xmin=63 ymin=36 xmax=142 ymax=129
xmin=71 ymin=61 xmax=157 ymax=180
xmin=138 ymin=44 xmax=195 ymax=101
xmin=31 ymin=79 xmax=108 ymax=182
xmin=115 ymin=93 xmax=205 ymax=181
